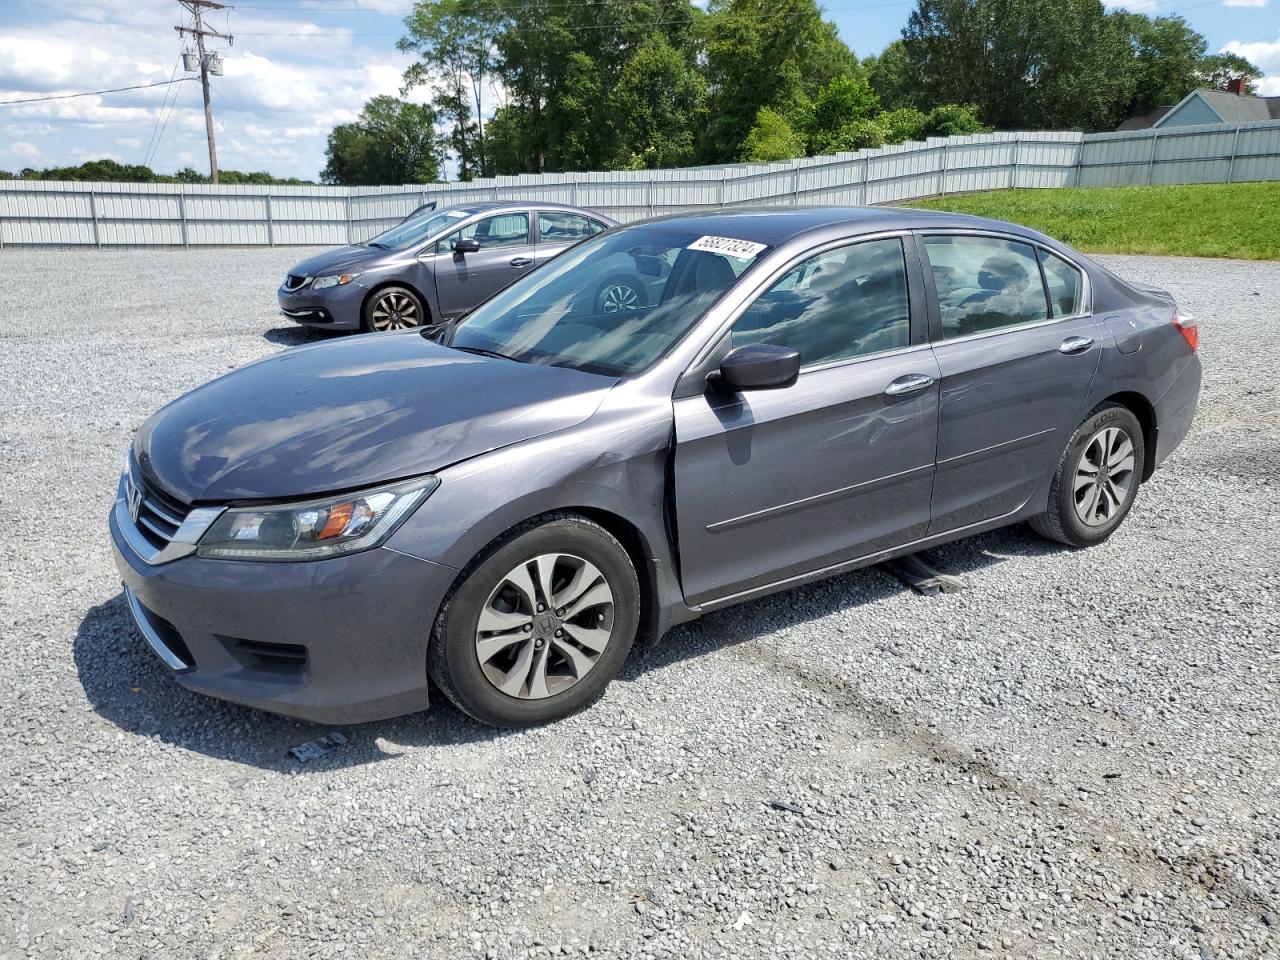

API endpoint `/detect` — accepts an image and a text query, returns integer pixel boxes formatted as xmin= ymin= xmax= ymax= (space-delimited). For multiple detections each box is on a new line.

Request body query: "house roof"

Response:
xmin=1119 ymin=89 xmax=1280 ymax=130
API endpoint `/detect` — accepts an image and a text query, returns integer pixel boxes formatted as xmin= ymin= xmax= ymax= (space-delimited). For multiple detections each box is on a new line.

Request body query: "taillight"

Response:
xmin=1173 ymin=309 xmax=1198 ymax=352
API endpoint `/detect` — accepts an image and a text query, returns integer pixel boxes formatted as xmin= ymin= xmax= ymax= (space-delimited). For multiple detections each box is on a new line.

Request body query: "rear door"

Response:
xmin=433 ymin=211 xmax=536 ymax=318
xmin=534 ymin=211 xmax=606 ymax=267
xmin=919 ymin=232 xmax=1101 ymax=533
xmin=672 ymin=234 xmax=940 ymax=606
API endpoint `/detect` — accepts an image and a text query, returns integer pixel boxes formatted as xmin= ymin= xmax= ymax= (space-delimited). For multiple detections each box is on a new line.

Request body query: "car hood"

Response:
xmin=135 ymin=333 xmax=617 ymax=504
xmin=287 ymin=245 xmax=389 ymax=277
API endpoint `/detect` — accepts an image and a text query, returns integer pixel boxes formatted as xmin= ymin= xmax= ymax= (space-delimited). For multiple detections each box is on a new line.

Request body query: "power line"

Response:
xmin=143 ymin=57 xmax=184 ymax=166
xmin=0 ymin=78 xmax=197 ymax=107
xmin=147 ymin=67 xmax=189 ymax=168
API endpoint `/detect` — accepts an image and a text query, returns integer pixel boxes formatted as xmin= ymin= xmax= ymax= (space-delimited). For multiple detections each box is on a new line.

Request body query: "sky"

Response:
xmin=0 ymin=0 xmax=1277 ymax=181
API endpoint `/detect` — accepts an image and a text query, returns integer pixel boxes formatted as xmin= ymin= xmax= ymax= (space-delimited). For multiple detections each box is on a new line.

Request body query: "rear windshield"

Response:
xmin=448 ymin=225 xmax=772 ymax=376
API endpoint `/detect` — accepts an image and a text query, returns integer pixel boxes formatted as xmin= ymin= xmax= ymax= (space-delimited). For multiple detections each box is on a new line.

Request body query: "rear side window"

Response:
xmin=731 ymin=237 xmax=910 ymax=368
xmin=1040 ymin=251 xmax=1085 ymax=317
xmin=538 ymin=212 xmax=602 ymax=243
xmin=923 ymin=235 xmax=1050 ymax=338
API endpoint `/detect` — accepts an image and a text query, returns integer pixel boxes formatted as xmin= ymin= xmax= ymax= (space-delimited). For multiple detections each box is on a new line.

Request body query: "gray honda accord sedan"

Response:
xmin=113 ymin=207 xmax=1200 ymax=728
xmin=277 ymin=201 xmax=619 ymax=332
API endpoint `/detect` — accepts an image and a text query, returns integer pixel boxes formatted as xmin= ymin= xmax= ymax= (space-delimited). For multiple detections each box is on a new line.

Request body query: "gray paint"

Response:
xmin=112 ymin=207 xmax=1201 ymax=723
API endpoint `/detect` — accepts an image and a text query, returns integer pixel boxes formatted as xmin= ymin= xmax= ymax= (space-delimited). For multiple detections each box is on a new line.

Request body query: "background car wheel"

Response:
xmin=1031 ymin=403 xmax=1145 ymax=547
xmin=594 ymin=274 xmax=646 ymax=314
xmin=363 ymin=286 xmax=426 ymax=332
xmin=428 ymin=513 xmax=639 ymax=728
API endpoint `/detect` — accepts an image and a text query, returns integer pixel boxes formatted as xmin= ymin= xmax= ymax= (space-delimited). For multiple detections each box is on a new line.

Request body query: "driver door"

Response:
xmin=672 ymin=236 xmax=940 ymax=607
xmin=431 ymin=212 xmax=535 ymax=319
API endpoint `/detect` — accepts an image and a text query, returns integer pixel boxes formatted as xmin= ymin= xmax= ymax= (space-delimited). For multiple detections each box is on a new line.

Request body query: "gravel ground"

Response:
xmin=0 ymin=247 xmax=1276 ymax=960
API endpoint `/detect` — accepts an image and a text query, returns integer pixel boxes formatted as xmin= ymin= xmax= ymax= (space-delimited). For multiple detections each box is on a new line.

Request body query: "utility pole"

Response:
xmin=174 ymin=0 xmax=231 ymax=183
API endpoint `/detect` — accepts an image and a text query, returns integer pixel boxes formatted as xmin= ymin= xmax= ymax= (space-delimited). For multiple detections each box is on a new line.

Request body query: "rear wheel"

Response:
xmin=594 ymin=274 xmax=646 ymax=314
xmin=1031 ymin=403 xmax=1145 ymax=547
xmin=363 ymin=286 xmax=425 ymax=332
xmin=428 ymin=514 xmax=639 ymax=727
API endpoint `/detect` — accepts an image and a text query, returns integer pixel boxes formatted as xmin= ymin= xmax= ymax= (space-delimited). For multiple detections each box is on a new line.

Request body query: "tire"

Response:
xmin=593 ymin=274 xmax=646 ymax=314
xmin=1031 ymin=403 xmax=1145 ymax=547
xmin=427 ymin=513 xmax=640 ymax=728
xmin=362 ymin=285 xmax=426 ymax=332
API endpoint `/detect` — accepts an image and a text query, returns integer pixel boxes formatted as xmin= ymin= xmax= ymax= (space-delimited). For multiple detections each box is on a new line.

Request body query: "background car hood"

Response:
xmin=135 ymin=334 xmax=617 ymax=504
xmin=287 ymin=245 xmax=388 ymax=277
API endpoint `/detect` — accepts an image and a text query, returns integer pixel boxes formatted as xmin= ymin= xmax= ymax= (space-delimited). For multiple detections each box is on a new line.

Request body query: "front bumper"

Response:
xmin=110 ymin=503 xmax=458 ymax=724
xmin=276 ymin=282 xmax=365 ymax=331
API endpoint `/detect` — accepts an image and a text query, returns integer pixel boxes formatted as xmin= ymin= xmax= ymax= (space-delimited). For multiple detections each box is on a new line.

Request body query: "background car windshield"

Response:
xmin=367 ymin=208 xmax=469 ymax=251
xmin=449 ymin=227 xmax=768 ymax=376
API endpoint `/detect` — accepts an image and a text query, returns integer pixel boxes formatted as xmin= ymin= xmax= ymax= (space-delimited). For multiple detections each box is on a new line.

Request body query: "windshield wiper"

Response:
xmin=454 ymin=345 xmax=522 ymax=362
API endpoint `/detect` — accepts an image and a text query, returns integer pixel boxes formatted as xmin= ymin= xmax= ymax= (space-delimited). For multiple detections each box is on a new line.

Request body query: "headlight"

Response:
xmin=196 ymin=476 xmax=438 ymax=561
xmin=311 ymin=273 xmax=359 ymax=290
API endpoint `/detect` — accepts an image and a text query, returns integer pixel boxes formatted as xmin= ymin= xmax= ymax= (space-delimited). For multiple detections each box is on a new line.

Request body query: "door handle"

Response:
xmin=1058 ymin=335 xmax=1095 ymax=355
xmin=509 ymin=257 xmax=533 ymax=268
xmin=884 ymin=373 xmax=936 ymax=397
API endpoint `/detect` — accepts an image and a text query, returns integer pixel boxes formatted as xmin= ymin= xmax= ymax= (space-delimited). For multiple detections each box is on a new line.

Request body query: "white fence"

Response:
xmin=2 ymin=120 xmax=1278 ymax=248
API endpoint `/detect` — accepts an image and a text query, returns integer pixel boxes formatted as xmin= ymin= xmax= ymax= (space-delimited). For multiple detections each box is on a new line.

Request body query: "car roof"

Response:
xmin=440 ymin=200 xmax=613 ymax=218
xmin=624 ymin=205 xmax=1044 ymax=246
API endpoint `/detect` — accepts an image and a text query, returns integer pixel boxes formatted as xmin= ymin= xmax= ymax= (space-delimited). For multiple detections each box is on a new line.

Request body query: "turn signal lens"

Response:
xmin=1172 ymin=309 xmax=1198 ymax=353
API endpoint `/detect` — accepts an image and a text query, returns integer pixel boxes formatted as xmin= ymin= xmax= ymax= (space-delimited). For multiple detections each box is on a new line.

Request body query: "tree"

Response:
xmin=740 ymin=107 xmax=807 ymax=162
xmin=1115 ymin=13 xmax=1206 ymax=114
xmin=701 ymin=0 xmax=860 ymax=163
xmin=322 ymin=96 xmax=441 ymax=185
xmin=1199 ymin=52 xmax=1263 ymax=94
xmin=922 ymin=103 xmax=990 ymax=137
xmin=608 ymin=36 xmax=707 ymax=169
xmin=400 ymin=0 xmax=499 ymax=179
xmin=865 ymin=41 xmax=917 ymax=112
xmin=876 ymin=107 xmax=927 ymax=144
xmin=808 ymin=76 xmax=879 ymax=154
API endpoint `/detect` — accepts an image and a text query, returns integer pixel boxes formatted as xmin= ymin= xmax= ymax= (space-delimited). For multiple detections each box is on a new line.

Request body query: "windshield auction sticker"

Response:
xmin=687 ymin=235 xmax=768 ymax=260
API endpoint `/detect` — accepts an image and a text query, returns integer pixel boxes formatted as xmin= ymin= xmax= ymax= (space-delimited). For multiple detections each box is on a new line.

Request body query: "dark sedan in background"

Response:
xmin=277 ymin=202 xmax=622 ymax=332
xmin=118 ymin=207 xmax=1200 ymax=728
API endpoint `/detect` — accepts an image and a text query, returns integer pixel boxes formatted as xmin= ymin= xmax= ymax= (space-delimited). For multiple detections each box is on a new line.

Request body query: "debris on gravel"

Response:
xmin=0 ymin=247 xmax=1276 ymax=959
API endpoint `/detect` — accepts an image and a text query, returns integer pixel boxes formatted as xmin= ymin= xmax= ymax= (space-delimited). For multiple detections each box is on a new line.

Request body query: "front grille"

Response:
xmin=131 ymin=472 xmax=193 ymax=550
xmin=283 ymin=274 xmax=310 ymax=291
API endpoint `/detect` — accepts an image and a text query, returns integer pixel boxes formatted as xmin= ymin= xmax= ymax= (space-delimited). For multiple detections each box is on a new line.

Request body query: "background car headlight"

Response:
xmin=311 ymin=273 xmax=359 ymax=290
xmin=196 ymin=476 xmax=438 ymax=561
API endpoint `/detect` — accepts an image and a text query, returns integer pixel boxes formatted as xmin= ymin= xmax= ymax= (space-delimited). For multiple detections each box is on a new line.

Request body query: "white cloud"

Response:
xmin=116 ymin=137 xmax=143 ymax=148
xmin=1106 ymin=0 xmax=1157 ymax=12
xmin=1222 ymin=0 xmax=1267 ymax=7
xmin=1221 ymin=35 xmax=1280 ymax=82
xmin=3 ymin=141 xmax=41 ymax=161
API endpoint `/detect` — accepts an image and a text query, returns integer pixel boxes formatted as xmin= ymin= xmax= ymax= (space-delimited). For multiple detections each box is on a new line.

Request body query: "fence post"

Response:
xmin=89 ymin=189 xmax=101 ymax=248
xmin=265 ymin=194 xmax=275 ymax=247
xmin=345 ymin=194 xmax=353 ymax=244
xmin=718 ymin=173 xmax=726 ymax=210
xmin=937 ymin=143 xmax=949 ymax=196
xmin=1227 ymin=126 xmax=1241 ymax=183
xmin=1073 ymin=136 xmax=1084 ymax=187
xmin=792 ymin=162 xmax=800 ymax=205
xmin=178 ymin=192 xmax=189 ymax=247
xmin=1145 ymin=132 xmax=1158 ymax=185
xmin=647 ymin=177 xmax=654 ymax=217
xmin=860 ymin=155 xmax=869 ymax=205
xmin=1010 ymin=136 xmax=1021 ymax=189
xmin=571 ymin=176 xmax=579 ymax=207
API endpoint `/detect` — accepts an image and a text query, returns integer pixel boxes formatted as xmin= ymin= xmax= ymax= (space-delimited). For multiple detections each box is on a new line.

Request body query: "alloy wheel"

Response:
xmin=370 ymin=291 xmax=421 ymax=331
xmin=599 ymin=283 xmax=640 ymax=313
xmin=1073 ymin=425 xmax=1136 ymax=527
xmin=475 ymin=553 xmax=615 ymax=700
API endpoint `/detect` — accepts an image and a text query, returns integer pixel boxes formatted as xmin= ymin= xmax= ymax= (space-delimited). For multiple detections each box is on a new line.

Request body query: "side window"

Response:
xmin=923 ymin=235 xmax=1049 ymax=338
xmin=731 ymin=238 xmax=911 ymax=368
xmin=1040 ymin=250 xmax=1084 ymax=318
xmin=538 ymin=212 xmax=600 ymax=243
xmin=439 ymin=213 xmax=530 ymax=253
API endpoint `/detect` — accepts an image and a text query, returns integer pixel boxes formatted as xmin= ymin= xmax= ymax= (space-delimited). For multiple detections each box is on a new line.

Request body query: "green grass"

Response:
xmin=907 ymin=181 xmax=1280 ymax=260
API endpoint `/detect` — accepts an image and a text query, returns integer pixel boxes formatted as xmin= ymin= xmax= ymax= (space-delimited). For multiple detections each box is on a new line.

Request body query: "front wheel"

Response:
xmin=1031 ymin=403 xmax=1145 ymax=547
xmin=594 ymin=274 xmax=646 ymax=314
xmin=363 ymin=286 xmax=426 ymax=332
xmin=427 ymin=514 xmax=639 ymax=727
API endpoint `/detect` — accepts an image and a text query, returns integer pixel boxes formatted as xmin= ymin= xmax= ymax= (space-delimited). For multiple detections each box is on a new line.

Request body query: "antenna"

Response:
xmin=174 ymin=0 xmax=232 ymax=183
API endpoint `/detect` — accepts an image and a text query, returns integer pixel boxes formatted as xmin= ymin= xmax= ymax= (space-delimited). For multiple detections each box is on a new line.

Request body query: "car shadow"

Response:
xmin=73 ymin=594 xmax=506 ymax=774
xmin=75 ymin=525 xmax=1068 ymax=772
xmin=262 ymin=325 xmax=342 ymax=347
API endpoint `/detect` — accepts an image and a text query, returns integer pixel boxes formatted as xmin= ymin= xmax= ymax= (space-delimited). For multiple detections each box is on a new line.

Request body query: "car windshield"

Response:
xmin=366 ymin=208 xmax=470 ymax=251
xmin=447 ymin=226 xmax=770 ymax=376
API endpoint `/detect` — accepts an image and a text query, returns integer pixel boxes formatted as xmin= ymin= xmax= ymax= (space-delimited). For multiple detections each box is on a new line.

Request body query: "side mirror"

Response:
xmin=713 ymin=343 xmax=800 ymax=392
xmin=453 ymin=237 xmax=481 ymax=256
